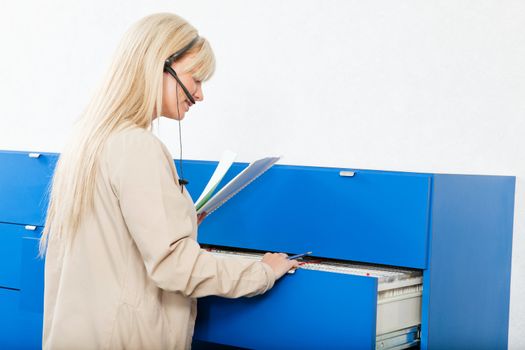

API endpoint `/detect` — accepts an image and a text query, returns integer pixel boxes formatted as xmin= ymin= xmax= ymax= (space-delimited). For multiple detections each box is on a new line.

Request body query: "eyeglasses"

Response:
xmin=163 ymin=36 xmax=200 ymax=105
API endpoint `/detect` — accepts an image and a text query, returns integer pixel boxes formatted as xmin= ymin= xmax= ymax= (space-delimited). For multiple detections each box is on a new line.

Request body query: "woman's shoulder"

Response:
xmin=101 ymin=125 xmax=176 ymax=193
xmin=107 ymin=125 xmax=164 ymax=151
xmin=103 ymin=125 xmax=170 ymax=165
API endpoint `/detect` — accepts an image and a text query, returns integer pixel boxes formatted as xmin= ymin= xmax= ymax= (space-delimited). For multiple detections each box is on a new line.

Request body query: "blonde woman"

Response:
xmin=40 ymin=13 xmax=298 ymax=349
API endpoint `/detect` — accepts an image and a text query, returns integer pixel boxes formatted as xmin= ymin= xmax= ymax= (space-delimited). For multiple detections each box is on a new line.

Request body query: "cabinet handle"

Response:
xmin=25 ymin=225 xmax=37 ymax=231
xmin=339 ymin=171 xmax=355 ymax=177
xmin=28 ymin=153 xmax=41 ymax=158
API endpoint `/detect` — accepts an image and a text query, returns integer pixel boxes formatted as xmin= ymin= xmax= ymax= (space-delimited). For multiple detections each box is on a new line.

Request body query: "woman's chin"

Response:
xmin=163 ymin=112 xmax=186 ymax=121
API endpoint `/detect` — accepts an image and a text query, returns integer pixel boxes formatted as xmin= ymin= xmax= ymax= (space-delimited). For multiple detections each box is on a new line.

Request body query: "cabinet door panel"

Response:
xmin=185 ymin=161 xmax=431 ymax=268
xmin=0 ymin=223 xmax=41 ymax=290
xmin=0 ymin=151 xmax=58 ymax=226
xmin=0 ymin=287 xmax=43 ymax=349
xmin=20 ymin=237 xmax=45 ymax=313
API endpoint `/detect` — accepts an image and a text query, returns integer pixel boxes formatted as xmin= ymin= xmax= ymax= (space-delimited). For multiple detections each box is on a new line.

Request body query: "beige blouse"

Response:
xmin=42 ymin=126 xmax=275 ymax=349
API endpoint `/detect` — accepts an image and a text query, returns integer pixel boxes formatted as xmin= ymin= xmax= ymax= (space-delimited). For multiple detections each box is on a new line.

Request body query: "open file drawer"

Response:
xmin=194 ymin=249 xmax=422 ymax=349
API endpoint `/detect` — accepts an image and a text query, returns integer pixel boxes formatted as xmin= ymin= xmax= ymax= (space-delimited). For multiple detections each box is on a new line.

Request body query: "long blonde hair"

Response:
xmin=39 ymin=13 xmax=215 ymax=255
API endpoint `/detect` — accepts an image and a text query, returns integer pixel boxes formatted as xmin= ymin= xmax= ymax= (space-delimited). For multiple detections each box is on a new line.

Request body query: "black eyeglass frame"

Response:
xmin=163 ymin=36 xmax=200 ymax=105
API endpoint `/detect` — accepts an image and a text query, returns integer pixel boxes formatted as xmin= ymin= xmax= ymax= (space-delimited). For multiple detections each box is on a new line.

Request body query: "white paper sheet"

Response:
xmin=194 ymin=150 xmax=237 ymax=211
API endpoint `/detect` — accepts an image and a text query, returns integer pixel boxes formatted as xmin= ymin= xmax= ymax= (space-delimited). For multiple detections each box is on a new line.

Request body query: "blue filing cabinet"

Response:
xmin=184 ymin=161 xmax=515 ymax=349
xmin=0 ymin=150 xmax=515 ymax=349
xmin=0 ymin=151 xmax=57 ymax=349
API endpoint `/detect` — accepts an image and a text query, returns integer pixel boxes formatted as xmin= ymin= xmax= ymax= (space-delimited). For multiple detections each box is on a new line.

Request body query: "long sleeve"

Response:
xmin=108 ymin=129 xmax=275 ymax=298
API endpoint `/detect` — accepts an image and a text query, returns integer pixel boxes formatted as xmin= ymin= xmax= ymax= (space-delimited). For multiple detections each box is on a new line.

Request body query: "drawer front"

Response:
xmin=0 ymin=223 xmax=42 ymax=290
xmin=0 ymin=151 xmax=58 ymax=226
xmin=194 ymin=269 xmax=378 ymax=349
xmin=0 ymin=287 xmax=43 ymax=349
xmin=20 ymin=236 xmax=45 ymax=313
xmin=186 ymin=161 xmax=431 ymax=268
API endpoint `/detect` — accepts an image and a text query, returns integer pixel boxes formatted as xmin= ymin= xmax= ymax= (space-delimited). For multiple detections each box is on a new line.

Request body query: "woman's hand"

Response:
xmin=262 ymin=253 xmax=300 ymax=280
xmin=197 ymin=212 xmax=207 ymax=226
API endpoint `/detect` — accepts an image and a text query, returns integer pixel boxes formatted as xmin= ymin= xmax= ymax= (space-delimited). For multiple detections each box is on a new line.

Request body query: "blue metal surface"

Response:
xmin=0 ymin=151 xmax=58 ymax=226
xmin=0 ymin=224 xmax=43 ymax=349
xmin=0 ymin=151 xmax=516 ymax=349
xmin=184 ymin=161 xmax=432 ymax=269
xmin=0 ymin=223 xmax=41 ymax=290
xmin=194 ymin=269 xmax=378 ymax=349
xmin=420 ymin=269 xmax=432 ymax=350
xmin=421 ymin=174 xmax=515 ymax=349
xmin=0 ymin=287 xmax=43 ymax=350
xmin=20 ymin=237 xmax=45 ymax=314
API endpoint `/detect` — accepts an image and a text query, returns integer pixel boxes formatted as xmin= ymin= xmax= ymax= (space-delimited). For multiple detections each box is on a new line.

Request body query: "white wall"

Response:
xmin=1 ymin=0 xmax=523 ymax=347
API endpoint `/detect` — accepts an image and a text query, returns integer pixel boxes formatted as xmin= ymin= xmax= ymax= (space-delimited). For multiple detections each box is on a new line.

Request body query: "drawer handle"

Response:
xmin=28 ymin=153 xmax=41 ymax=158
xmin=25 ymin=225 xmax=37 ymax=231
xmin=339 ymin=171 xmax=355 ymax=177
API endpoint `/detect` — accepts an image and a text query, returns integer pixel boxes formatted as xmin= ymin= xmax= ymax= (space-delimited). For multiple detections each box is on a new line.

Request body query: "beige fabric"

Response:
xmin=42 ymin=126 xmax=275 ymax=350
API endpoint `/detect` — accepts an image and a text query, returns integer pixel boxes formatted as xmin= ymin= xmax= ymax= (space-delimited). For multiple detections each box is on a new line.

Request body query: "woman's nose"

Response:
xmin=194 ymin=83 xmax=204 ymax=102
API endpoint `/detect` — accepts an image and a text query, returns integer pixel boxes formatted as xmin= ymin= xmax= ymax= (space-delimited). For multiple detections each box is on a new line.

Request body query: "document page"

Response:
xmin=194 ymin=150 xmax=237 ymax=211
